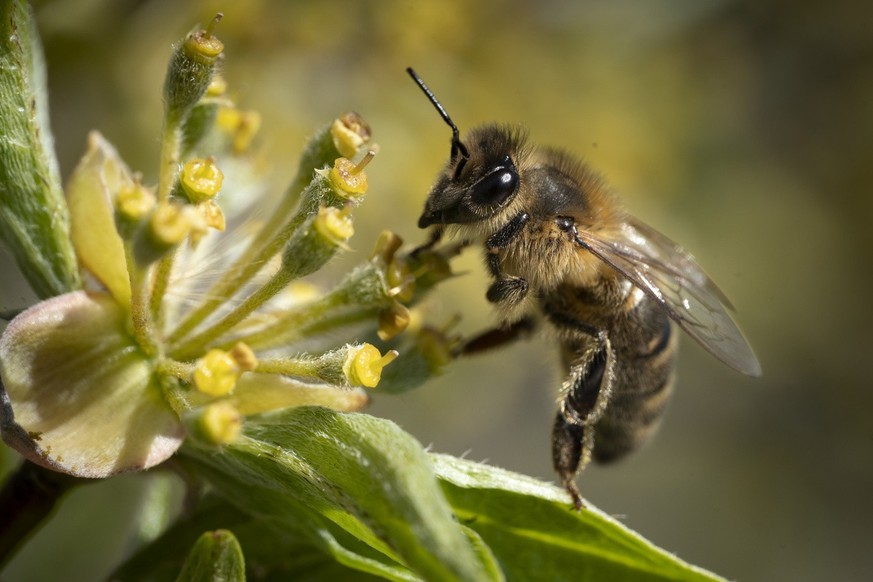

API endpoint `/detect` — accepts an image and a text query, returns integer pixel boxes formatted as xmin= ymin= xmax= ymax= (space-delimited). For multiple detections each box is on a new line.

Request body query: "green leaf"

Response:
xmin=0 ymin=0 xmax=80 ymax=299
xmin=175 ymin=529 xmax=245 ymax=582
xmin=430 ymin=454 xmax=726 ymax=582
xmin=181 ymin=406 xmax=494 ymax=581
xmin=111 ymin=496 xmax=386 ymax=582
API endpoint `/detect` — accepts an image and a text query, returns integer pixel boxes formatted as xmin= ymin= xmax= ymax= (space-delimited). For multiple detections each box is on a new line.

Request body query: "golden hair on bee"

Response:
xmin=407 ymin=67 xmax=760 ymax=510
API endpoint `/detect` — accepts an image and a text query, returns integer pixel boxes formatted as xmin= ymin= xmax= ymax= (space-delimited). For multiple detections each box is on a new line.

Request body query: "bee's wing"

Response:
xmin=574 ymin=218 xmax=762 ymax=377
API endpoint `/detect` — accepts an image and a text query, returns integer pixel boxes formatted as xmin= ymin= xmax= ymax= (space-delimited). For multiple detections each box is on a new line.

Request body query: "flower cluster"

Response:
xmin=0 ymin=13 xmax=456 ymax=479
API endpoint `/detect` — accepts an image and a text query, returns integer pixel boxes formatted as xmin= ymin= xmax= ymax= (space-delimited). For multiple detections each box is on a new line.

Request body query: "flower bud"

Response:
xmin=176 ymin=530 xmax=245 ymax=582
xmin=164 ymin=14 xmax=224 ymax=123
xmin=133 ymin=203 xmax=194 ymax=265
xmin=272 ymin=207 xmax=354 ymax=295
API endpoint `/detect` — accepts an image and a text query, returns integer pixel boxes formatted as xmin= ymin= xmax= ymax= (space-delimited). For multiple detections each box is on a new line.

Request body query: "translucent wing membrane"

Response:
xmin=574 ymin=219 xmax=761 ymax=377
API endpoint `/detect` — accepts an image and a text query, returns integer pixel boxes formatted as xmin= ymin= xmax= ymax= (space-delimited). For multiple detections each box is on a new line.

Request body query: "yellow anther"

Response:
xmin=343 ymin=344 xmax=399 ymax=388
xmin=217 ymin=108 xmax=241 ymax=133
xmin=150 ymin=203 xmax=193 ymax=246
xmin=215 ymin=108 xmax=261 ymax=153
xmin=314 ymin=206 xmax=354 ymax=246
xmin=184 ymin=14 xmax=224 ymax=65
xmin=116 ymin=183 xmax=156 ymax=221
xmin=201 ymin=200 xmax=226 ymax=231
xmin=181 ymin=158 xmax=224 ymax=203
xmin=206 ymin=74 xmax=227 ymax=96
xmin=378 ymin=301 xmax=411 ymax=341
xmin=386 ymin=258 xmax=415 ymax=303
xmin=197 ymin=401 xmax=241 ymax=445
xmin=193 ymin=349 xmax=241 ymax=397
xmin=233 ymin=111 xmax=261 ymax=153
xmin=370 ymin=230 xmax=403 ymax=264
xmin=327 ymin=154 xmax=373 ymax=197
xmin=330 ymin=112 xmax=371 ymax=158
xmin=229 ymin=342 xmax=258 ymax=372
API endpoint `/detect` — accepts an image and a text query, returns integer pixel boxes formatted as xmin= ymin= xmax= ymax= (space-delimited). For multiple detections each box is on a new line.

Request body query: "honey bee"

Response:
xmin=407 ymin=68 xmax=761 ymax=509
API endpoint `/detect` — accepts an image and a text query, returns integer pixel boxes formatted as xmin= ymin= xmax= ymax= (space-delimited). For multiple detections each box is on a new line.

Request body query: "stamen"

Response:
xmin=205 ymin=13 xmax=224 ymax=38
xmin=351 ymin=149 xmax=377 ymax=175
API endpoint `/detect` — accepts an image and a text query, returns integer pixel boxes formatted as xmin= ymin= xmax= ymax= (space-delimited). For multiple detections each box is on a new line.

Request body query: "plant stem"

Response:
xmin=169 ymin=268 xmax=293 ymax=359
xmin=149 ymin=249 xmax=176 ymax=324
xmin=164 ymin=209 xmax=309 ymax=345
xmin=157 ymin=119 xmax=181 ymax=204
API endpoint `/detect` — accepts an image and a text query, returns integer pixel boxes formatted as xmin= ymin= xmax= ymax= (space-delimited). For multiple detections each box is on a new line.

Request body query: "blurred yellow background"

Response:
xmin=3 ymin=0 xmax=871 ymax=580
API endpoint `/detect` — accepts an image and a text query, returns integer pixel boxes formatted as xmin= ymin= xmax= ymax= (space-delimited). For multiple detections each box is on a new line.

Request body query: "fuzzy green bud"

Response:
xmin=280 ymin=207 xmax=352 ymax=279
xmin=164 ymin=14 xmax=224 ymax=124
xmin=175 ymin=530 xmax=245 ymax=582
xmin=133 ymin=203 xmax=194 ymax=265
xmin=257 ymin=344 xmax=397 ymax=388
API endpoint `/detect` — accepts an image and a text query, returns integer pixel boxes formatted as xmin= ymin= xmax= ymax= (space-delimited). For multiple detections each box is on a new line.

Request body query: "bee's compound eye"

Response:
xmin=471 ymin=165 xmax=519 ymax=208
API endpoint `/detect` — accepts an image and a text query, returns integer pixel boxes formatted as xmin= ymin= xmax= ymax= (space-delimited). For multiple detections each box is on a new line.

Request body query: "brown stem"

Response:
xmin=0 ymin=461 xmax=86 ymax=568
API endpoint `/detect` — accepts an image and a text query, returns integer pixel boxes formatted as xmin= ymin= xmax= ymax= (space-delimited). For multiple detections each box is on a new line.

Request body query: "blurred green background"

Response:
xmin=2 ymin=0 xmax=871 ymax=580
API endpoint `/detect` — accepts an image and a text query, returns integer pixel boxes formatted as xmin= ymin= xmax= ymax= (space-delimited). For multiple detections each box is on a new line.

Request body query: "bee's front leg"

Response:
xmin=411 ymin=225 xmax=445 ymax=256
xmin=552 ymin=332 xmax=615 ymax=510
xmin=485 ymin=211 xmax=530 ymax=306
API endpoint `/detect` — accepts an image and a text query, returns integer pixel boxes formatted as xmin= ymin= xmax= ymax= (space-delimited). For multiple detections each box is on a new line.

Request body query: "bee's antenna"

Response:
xmin=406 ymin=67 xmax=470 ymax=166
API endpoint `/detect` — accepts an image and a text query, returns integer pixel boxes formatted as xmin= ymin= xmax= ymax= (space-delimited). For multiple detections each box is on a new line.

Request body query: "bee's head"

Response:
xmin=407 ymin=68 xmax=522 ymax=228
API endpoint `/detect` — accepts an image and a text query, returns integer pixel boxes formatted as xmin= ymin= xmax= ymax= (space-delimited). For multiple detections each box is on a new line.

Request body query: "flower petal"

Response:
xmin=0 ymin=291 xmax=184 ymax=477
xmin=66 ymin=132 xmax=134 ymax=307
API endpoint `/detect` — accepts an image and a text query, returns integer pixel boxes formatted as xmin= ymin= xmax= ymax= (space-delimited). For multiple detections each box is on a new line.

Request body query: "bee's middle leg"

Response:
xmin=552 ymin=334 xmax=614 ymax=510
xmin=457 ymin=316 xmax=537 ymax=357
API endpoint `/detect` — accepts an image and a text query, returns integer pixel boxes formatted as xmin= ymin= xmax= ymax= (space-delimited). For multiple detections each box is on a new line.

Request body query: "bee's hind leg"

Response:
xmin=552 ymin=334 xmax=615 ymax=510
